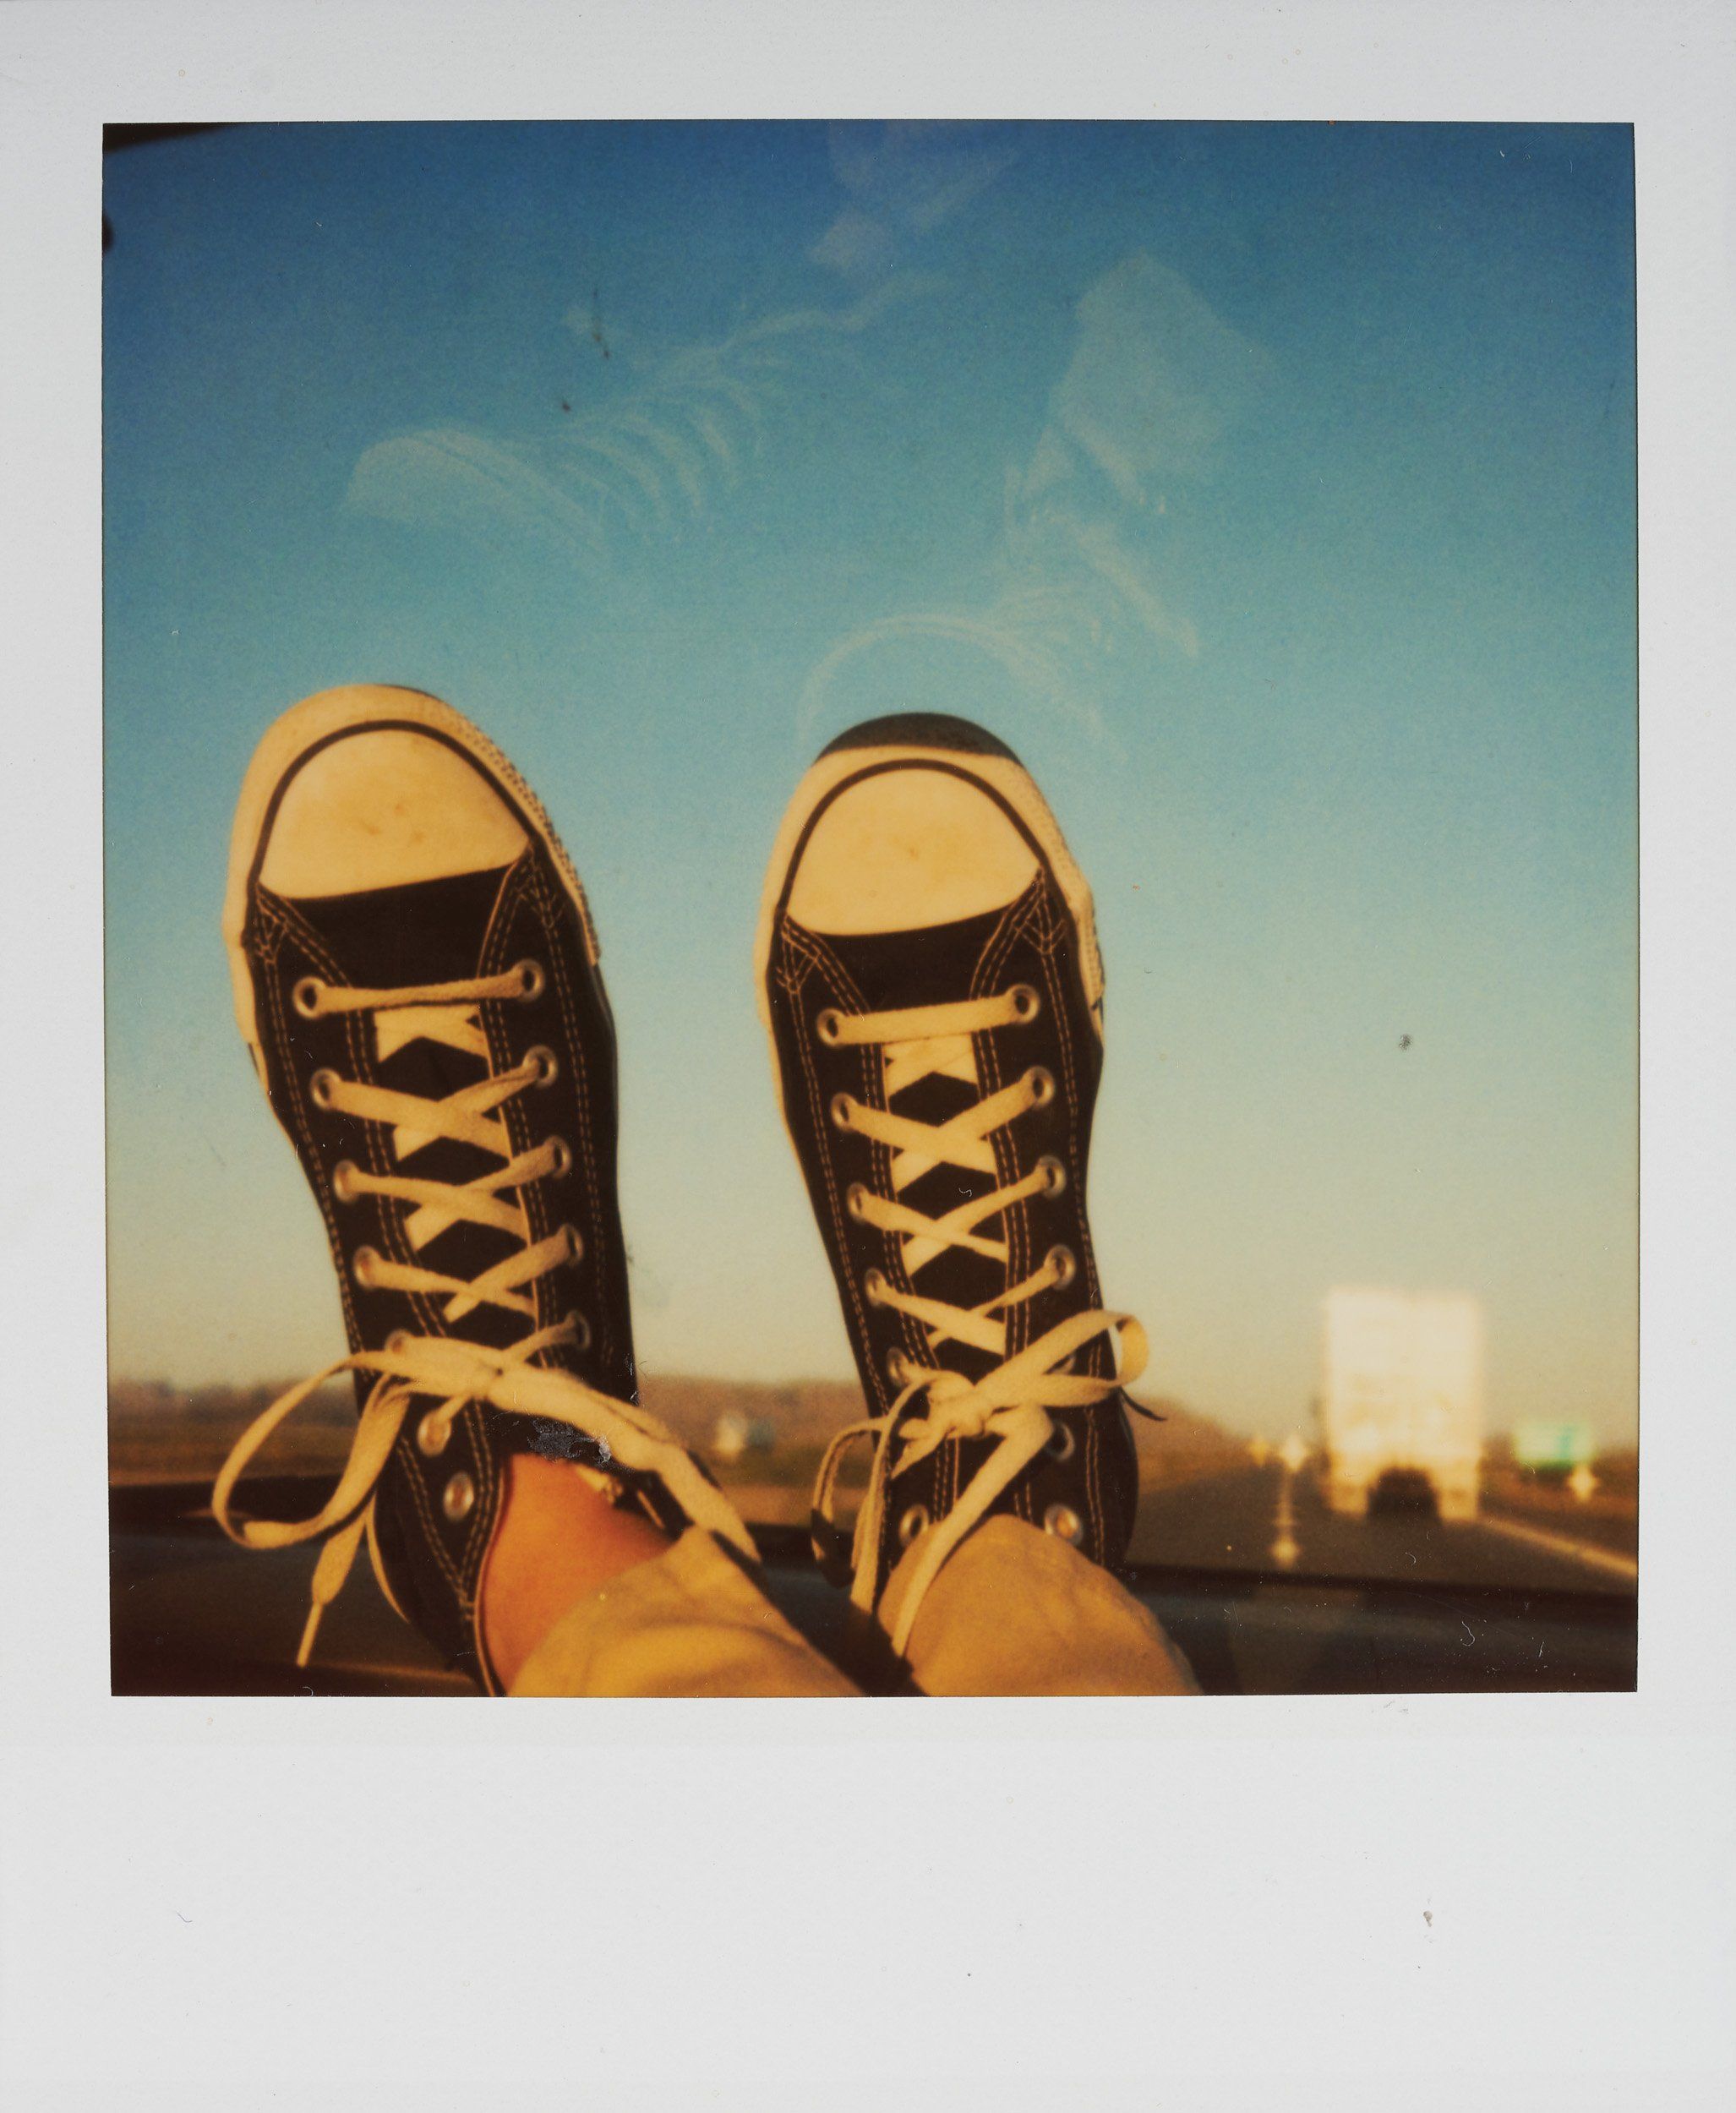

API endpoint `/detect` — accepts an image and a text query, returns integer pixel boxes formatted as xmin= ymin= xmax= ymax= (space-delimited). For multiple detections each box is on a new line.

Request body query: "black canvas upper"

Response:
xmin=764 ymin=751 xmax=1141 ymax=1608
xmin=820 ymin=713 xmax=1021 ymax=764
xmin=239 ymin=785 xmax=655 ymax=1683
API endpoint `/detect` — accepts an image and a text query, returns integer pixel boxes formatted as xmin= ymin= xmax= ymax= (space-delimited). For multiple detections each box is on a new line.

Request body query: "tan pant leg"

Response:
xmin=883 ymin=1514 xmax=1199 ymax=1696
xmin=510 ymin=1527 xmax=862 ymax=1697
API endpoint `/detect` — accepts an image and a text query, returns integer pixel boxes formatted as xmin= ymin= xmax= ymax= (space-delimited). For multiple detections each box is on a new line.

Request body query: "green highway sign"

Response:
xmin=1511 ymin=1420 xmax=1594 ymax=1469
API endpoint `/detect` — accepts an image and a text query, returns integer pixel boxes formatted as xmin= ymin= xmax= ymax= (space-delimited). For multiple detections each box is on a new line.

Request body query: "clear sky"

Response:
xmin=102 ymin=121 xmax=1636 ymax=1440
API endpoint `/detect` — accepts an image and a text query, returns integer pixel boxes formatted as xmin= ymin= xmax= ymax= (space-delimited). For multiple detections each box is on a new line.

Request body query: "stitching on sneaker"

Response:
xmin=395 ymin=1419 xmax=467 ymax=1593
xmin=976 ymin=887 xmax=1035 ymax=1359
xmin=785 ymin=936 xmax=883 ymax=1411
xmin=254 ymin=897 xmax=364 ymax=1347
xmin=528 ymin=858 xmax=612 ymax=1368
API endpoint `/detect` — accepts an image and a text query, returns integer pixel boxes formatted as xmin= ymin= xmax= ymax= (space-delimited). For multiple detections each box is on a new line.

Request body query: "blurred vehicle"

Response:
xmin=1318 ymin=1287 xmax=1483 ymax=1523
xmin=711 ymin=1412 xmax=778 ymax=1464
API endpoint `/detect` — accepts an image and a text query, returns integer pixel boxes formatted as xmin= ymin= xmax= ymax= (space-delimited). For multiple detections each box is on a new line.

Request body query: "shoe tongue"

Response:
xmin=809 ymin=905 xmax=1009 ymax=1011
xmin=810 ymin=906 xmax=1019 ymax=1390
xmin=282 ymin=865 xmax=516 ymax=991
xmin=280 ymin=863 xmax=531 ymax=1350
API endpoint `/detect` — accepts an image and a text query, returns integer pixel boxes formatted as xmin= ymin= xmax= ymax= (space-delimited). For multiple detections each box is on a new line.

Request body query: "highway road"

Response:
xmin=1129 ymin=1461 xmax=1635 ymax=1594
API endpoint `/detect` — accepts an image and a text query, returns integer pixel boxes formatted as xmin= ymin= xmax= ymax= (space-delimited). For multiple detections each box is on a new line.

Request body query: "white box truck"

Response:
xmin=1318 ymin=1287 xmax=1484 ymax=1522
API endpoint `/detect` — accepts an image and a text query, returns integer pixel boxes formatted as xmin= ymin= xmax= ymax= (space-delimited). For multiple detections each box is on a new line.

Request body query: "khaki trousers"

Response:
xmin=510 ymin=1515 xmax=1198 ymax=1697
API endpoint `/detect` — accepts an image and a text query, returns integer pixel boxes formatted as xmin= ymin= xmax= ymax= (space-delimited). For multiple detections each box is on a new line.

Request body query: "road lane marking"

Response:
xmin=1477 ymin=1512 xmax=1638 ymax=1581
xmin=1271 ymin=1439 xmax=1304 ymax=1565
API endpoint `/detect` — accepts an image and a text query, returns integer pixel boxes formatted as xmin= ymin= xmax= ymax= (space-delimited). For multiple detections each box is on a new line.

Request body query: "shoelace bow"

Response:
xmin=811 ymin=986 xmax=1149 ymax=1655
xmin=213 ymin=967 xmax=754 ymax=1667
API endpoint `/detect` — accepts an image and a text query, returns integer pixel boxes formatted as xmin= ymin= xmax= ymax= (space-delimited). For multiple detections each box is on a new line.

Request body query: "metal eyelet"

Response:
xmin=568 ymin=1312 xmax=592 ymax=1353
xmin=1045 ymin=1421 xmax=1077 ymax=1462
xmin=548 ymin=1138 xmax=573 ymax=1178
xmin=1008 ymin=983 xmax=1041 ymax=1024
xmin=898 ymin=1504 xmax=931 ymax=1548
xmin=1037 ymin=1155 xmax=1067 ymax=1198
xmin=846 ymin=1182 xmax=871 ymax=1220
xmin=863 ymin=1268 xmax=888 ymax=1306
xmin=417 ymin=1411 xmax=450 ymax=1458
xmin=1026 ymin=1067 xmax=1056 ymax=1108
xmin=308 ymin=1067 xmax=340 ymax=1111
xmin=816 ymin=1009 xmax=845 ymax=1046
xmin=513 ymin=959 xmax=546 ymax=1002
xmin=385 ymin=1329 xmax=412 ymax=1355
xmin=560 ymin=1223 xmax=584 ymax=1264
xmin=525 ymin=1046 xmax=559 ymax=1088
xmin=886 ymin=1347 xmax=913 ymax=1386
xmin=442 ymin=1471 xmax=476 ymax=1521
xmin=1044 ymin=1502 xmax=1084 ymax=1543
xmin=351 ymin=1246 xmax=381 ymax=1289
xmin=830 ymin=1092 xmax=854 ymax=1132
xmin=330 ymin=1160 xmax=361 ymax=1204
xmin=1045 ymin=1243 xmax=1078 ymax=1290
xmin=292 ymin=976 xmax=324 ymax=1019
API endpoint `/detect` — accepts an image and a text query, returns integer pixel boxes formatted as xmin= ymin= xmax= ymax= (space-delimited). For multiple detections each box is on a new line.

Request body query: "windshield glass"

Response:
xmin=105 ymin=120 xmax=1636 ymax=1655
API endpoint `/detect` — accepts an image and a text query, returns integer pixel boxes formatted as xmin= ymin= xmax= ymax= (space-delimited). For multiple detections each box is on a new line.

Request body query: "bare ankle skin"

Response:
xmin=480 ymin=1454 xmax=673 ymax=1690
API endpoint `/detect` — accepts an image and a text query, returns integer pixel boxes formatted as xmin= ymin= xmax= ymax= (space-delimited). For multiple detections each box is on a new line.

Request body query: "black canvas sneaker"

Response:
xmin=213 ymin=685 xmax=755 ymax=1691
xmin=755 ymin=713 xmax=1151 ymax=1657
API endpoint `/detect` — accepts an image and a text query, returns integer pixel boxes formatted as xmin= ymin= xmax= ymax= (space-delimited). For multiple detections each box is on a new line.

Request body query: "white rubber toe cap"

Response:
xmin=787 ymin=765 xmax=1039 ymax=936
xmin=259 ymin=726 xmax=528 ymax=898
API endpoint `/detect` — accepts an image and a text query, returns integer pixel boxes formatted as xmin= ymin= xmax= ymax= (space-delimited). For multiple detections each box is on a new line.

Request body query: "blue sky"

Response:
xmin=103 ymin=121 xmax=1635 ymax=1439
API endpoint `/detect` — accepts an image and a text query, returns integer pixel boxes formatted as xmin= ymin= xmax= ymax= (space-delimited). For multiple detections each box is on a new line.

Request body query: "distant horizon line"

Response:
xmin=104 ymin=1370 xmax=1639 ymax=1445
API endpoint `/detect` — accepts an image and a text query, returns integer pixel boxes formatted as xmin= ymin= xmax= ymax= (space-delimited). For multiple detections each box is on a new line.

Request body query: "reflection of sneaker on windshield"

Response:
xmin=755 ymin=713 xmax=1150 ymax=1657
xmin=214 ymin=685 xmax=753 ymax=1690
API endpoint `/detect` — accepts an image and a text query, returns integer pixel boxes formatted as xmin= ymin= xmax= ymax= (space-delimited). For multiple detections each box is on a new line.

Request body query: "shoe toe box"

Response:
xmin=259 ymin=723 xmax=528 ymax=898
xmin=788 ymin=764 xmax=1039 ymax=936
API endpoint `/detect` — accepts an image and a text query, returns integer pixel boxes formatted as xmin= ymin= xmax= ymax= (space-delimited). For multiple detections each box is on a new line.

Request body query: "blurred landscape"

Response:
xmin=108 ymin=1375 xmax=1635 ymax=1572
xmin=107 ymin=1374 xmax=1637 ymax=1695
xmin=107 ymin=1372 xmax=1247 ymax=1504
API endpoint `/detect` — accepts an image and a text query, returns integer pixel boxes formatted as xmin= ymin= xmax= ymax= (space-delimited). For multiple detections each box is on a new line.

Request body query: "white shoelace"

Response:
xmin=811 ymin=988 xmax=1149 ymax=1654
xmin=213 ymin=967 xmax=755 ymax=1667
